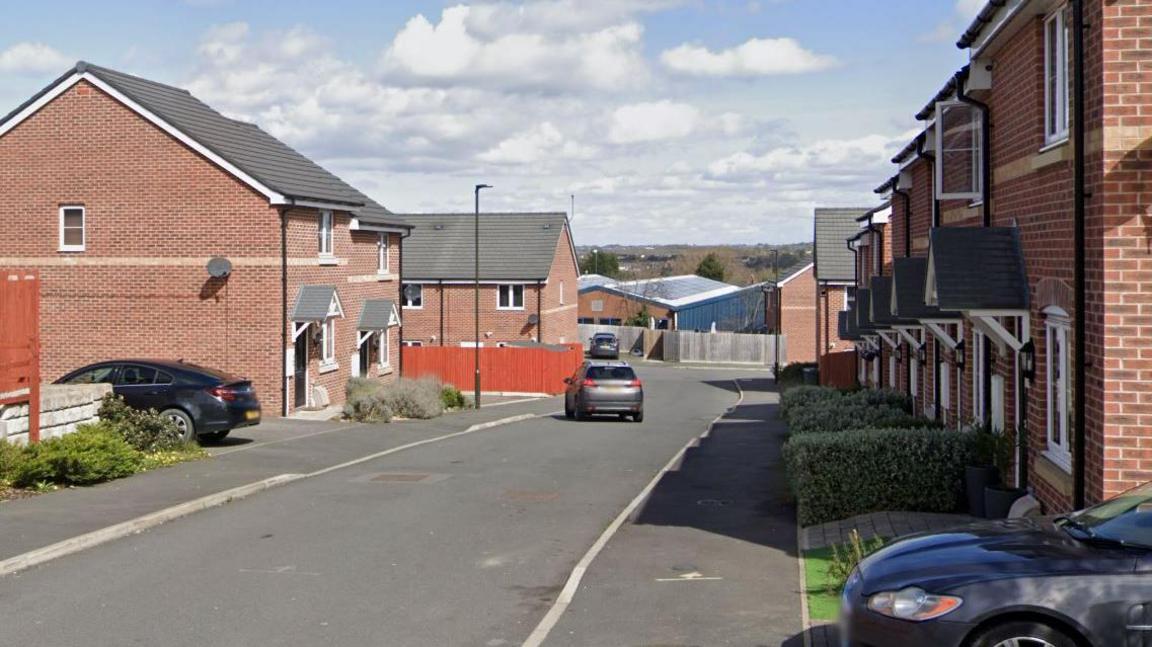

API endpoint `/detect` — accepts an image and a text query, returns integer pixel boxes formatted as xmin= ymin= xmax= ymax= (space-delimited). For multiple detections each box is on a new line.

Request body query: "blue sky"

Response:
xmin=1 ymin=1 xmax=979 ymax=245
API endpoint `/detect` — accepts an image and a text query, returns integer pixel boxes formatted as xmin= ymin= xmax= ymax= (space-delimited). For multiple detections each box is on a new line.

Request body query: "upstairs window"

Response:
xmin=378 ymin=233 xmax=390 ymax=274
xmin=318 ymin=210 xmax=333 ymax=257
xmin=934 ymin=101 xmax=984 ymax=201
xmin=402 ymin=284 xmax=423 ymax=309
xmin=1045 ymin=7 xmax=1070 ymax=144
xmin=59 ymin=206 xmax=85 ymax=252
xmin=498 ymin=284 xmax=525 ymax=310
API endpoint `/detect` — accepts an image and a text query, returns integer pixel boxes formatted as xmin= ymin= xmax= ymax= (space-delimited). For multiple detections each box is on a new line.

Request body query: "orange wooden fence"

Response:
xmin=0 ymin=271 xmax=40 ymax=443
xmin=402 ymin=344 xmax=584 ymax=395
xmin=819 ymin=350 xmax=857 ymax=390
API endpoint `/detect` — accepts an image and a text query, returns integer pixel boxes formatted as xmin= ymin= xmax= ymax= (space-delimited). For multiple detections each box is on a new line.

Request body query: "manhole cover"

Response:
xmin=371 ymin=473 xmax=432 ymax=482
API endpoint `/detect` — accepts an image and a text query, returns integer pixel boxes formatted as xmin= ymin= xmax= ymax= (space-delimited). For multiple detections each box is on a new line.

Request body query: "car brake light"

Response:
xmin=207 ymin=385 xmax=239 ymax=401
xmin=582 ymin=378 xmax=598 ymax=387
xmin=629 ymin=379 xmax=642 ymax=387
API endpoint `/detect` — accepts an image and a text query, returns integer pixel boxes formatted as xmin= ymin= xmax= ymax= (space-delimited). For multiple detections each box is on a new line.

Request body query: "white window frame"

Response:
xmin=1044 ymin=7 xmax=1070 ymax=145
xmin=59 ymin=205 xmax=85 ymax=252
xmin=378 ymin=330 xmax=390 ymax=368
xmin=498 ymin=284 xmax=525 ymax=310
xmin=402 ymin=340 xmax=423 ymax=348
xmin=318 ymin=210 xmax=334 ymax=258
xmin=934 ymin=100 xmax=984 ymax=201
xmin=402 ymin=284 xmax=423 ymax=309
xmin=559 ymin=280 xmax=565 ymax=305
xmin=377 ymin=233 xmax=390 ymax=274
xmin=1045 ymin=309 xmax=1073 ymax=471
xmin=972 ymin=330 xmax=987 ymax=423
xmin=319 ymin=298 xmax=340 ymax=369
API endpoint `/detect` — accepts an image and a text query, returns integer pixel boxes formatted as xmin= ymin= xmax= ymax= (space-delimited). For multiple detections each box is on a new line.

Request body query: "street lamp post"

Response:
xmin=773 ymin=248 xmax=781 ymax=382
xmin=474 ymin=184 xmax=491 ymax=408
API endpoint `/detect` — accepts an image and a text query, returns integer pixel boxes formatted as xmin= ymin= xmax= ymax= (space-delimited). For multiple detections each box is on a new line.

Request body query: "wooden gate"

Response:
xmin=402 ymin=344 xmax=584 ymax=395
xmin=819 ymin=350 xmax=857 ymax=390
xmin=0 ymin=271 xmax=40 ymax=443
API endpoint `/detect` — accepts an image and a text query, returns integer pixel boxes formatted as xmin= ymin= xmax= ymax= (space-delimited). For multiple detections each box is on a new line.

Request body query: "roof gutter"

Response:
xmin=1072 ymin=0 xmax=1087 ymax=509
xmin=955 ymin=69 xmax=992 ymax=227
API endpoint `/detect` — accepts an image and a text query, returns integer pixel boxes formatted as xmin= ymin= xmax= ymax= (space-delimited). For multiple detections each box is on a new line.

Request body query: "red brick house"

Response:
xmin=813 ymin=207 xmax=870 ymax=362
xmin=397 ymin=213 xmax=579 ymax=347
xmin=765 ymin=263 xmax=820 ymax=364
xmin=848 ymin=0 xmax=1152 ymax=514
xmin=0 ymin=62 xmax=410 ymax=417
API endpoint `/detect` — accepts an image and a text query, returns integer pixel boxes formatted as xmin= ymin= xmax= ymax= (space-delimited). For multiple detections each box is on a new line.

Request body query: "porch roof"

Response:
xmin=855 ymin=288 xmax=882 ymax=332
xmin=838 ymin=310 xmax=862 ymax=341
xmin=926 ymin=227 xmax=1029 ymax=312
xmin=891 ymin=257 xmax=961 ymax=321
xmin=291 ymin=285 xmax=338 ymax=322
xmin=869 ymin=277 xmax=914 ymax=326
xmin=358 ymin=299 xmax=398 ymax=330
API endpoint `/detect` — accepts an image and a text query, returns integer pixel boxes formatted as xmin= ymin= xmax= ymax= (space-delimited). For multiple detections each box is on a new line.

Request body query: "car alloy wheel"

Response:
xmin=992 ymin=640 xmax=1057 ymax=647
xmin=161 ymin=408 xmax=196 ymax=442
xmin=973 ymin=621 xmax=1077 ymax=647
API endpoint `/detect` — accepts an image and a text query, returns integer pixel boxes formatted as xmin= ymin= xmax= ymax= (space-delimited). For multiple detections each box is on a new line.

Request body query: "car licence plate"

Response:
xmin=245 ymin=410 xmax=261 ymax=421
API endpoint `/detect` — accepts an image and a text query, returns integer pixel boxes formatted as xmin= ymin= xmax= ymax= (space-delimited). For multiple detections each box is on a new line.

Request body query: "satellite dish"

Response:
xmin=403 ymin=284 xmax=422 ymax=300
xmin=527 ymin=314 xmax=540 ymax=325
xmin=207 ymin=257 xmax=232 ymax=278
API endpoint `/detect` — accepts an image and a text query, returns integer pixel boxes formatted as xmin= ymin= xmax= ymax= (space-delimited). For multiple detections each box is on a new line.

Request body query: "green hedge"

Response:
xmin=13 ymin=424 xmax=143 ymax=487
xmin=780 ymin=386 xmax=919 ymax=432
xmin=784 ymin=428 xmax=976 ymax=526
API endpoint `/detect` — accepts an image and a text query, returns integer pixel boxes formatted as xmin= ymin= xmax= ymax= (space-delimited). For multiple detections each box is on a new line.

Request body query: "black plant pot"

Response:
xmin=984 ymin=485 xmax=1026 ymax=520
xmin=965 ymin=466 xmax=999 ymax=518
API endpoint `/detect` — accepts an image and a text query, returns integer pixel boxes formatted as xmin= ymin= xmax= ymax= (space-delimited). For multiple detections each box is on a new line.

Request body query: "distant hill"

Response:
xmin=574 ymin=243 xmax=813 ymax=286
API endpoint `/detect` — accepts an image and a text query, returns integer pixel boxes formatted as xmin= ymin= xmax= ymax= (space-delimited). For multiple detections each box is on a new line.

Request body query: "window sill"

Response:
xmin=1039 ymin=137 xmax=1069 ymax=154
xmin=1036 ymin=451 xmax=1073 ymax=497
xmin=1042 ymin=448 xmax=1073 ymax=474
xmin=403 ymin=305 xmax=423 ymax=310
xmin=318 ymin=255 xmax=339 ymax=266
xmin=378 ymin=365 xmax=393 ymax=376
xmin=376 ymin=272 xmax=397 ymax=282
xmin=497 ymin=307 xmax=526 ymax=312
xmin=318 ymin=361 xmax=339 ymax=374
xmin=58 ymin=247 xmax=85 ymax=253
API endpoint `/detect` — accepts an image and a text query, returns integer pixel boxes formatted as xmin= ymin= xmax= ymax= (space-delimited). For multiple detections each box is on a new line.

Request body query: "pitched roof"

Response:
xmin=856 ymin=288 xmax=880 ymax=332
xmin=578 ymin=273 xmax=616 ymax=291
xmin=0 ymin=62 xmax=407 ymax=228
xmin=957 ymin=1 xmax=1009 ymax=49
xmin=869 ymin=277 xmax=914 ymax=326
xmin=814 ymin=208 xmax=871 ymax=282
xmin=397 ymin=213 xmax=572 ymax=281
xmin=927 ymin=227 xmax=1029 ymax=311
xmin=292 ymin=286 xmax=339 ymax=321
xmin=358 ymin=299 xmax=398 ymax=330
xmin=891 ymin=257 xmax=962 ymax=320
xmin=589 ymin=275 xmax=741 ymax=310
xmin=838 ymin=310 xmax=862 ymax=341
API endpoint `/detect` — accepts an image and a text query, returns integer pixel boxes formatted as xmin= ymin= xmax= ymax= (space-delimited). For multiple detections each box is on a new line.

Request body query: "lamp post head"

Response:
xmin=475 ymin=184 xmax=492 ymax=192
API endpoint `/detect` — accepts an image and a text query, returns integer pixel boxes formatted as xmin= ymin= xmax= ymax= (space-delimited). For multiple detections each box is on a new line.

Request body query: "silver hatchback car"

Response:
xmin=563 ymin=361 xmax=644 ymax=422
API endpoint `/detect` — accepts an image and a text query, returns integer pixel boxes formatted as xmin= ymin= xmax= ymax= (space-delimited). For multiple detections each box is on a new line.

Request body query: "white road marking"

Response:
xmin=655 ymin=571 xmax=723 ymax=582
xmin=521 ymin=379 xmax=745 ymax=647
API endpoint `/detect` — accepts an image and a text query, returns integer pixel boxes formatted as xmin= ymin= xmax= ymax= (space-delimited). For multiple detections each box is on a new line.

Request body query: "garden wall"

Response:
xmin=0 ymin=383 xmax=111 ymax=445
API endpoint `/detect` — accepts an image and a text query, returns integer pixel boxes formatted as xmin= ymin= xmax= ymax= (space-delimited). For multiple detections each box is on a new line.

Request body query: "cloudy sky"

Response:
xmin=1 ymin=0 xmax=981 ymax=245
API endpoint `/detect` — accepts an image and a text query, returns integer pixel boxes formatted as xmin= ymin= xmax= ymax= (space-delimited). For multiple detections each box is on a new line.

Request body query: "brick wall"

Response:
xmin=578 ymin=289 xmax=673 ymax=327
xmin=774 ymin=266 xmax=818 ymax=364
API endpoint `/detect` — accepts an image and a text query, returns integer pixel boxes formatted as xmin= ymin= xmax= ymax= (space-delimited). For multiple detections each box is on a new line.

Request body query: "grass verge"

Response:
xmin=803 ymin=546 xmax=840 ymax=622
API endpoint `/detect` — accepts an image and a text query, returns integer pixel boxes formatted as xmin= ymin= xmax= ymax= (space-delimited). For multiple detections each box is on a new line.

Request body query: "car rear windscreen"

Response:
xmin=587 ymin=366 xmax=637 ymax=381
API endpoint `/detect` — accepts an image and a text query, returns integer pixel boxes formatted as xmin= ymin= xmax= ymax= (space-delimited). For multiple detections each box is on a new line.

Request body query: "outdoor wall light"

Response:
xmin=894 ymin=346 xmax=904 ymax=364
xmin=916 ymin=344 xmax=927 ymax=365
xmin=954 ymin=339 xmax=966 ymax=370
xmin=1020 ymin=339 xmax=1037 ymax=381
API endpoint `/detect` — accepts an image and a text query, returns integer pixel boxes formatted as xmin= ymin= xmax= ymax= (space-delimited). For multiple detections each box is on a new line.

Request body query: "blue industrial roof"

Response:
xmin=586 ymin=275 xmax=741 ymax=309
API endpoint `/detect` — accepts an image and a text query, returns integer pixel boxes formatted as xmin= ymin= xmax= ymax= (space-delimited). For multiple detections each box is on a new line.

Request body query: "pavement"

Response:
xmin=0 ymin=363 xmax=800 ymax=646
xmin=546 ymin=378 xmax=802 ymax=647
xmin=0 ymin=396 xmax=563 ymax=564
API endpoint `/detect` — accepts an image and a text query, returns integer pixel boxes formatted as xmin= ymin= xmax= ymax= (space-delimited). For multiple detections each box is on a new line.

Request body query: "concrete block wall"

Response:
xmin=0 ymin=383 xmax=112 ymax=445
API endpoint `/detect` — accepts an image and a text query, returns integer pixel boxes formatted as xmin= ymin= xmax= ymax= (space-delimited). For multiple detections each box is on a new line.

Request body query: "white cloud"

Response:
xmin=923 ymin=0 xmax=987 ymax=43
xmin=660 ymin=37 xmax=838 ymax=77
xmin=706 ymin=132 xmax=913 ymax=187
xmin=608 ymin=101 xmax=700 ymax=143
xmin=379 ymin=4 xmax=649 ymax=91
xmin=478 ymin=122 xmax=596 ymax=163
xmin=0 ymin=42 xmax=71 ymax=75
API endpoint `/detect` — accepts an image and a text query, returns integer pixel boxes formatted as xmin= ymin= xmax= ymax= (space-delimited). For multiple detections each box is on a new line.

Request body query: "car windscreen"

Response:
xmin=586 ymin=366 xmax=636 ymax=381
xmin=1071 ymin=481 xmax=1152 ymax=545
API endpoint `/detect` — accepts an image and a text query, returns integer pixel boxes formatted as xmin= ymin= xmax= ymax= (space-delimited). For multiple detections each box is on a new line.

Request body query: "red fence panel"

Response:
xmin=0 ymin=271 xmax=40 ymax=442
xmin=819 ymin=350 xmax=857 ymax=390
xmin=402 ymin=344 xmax=584 ymax=395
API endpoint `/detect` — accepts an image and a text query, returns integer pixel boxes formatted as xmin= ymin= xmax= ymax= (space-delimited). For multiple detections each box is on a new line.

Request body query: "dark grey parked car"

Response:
xmin=56 ymin=359 xmax=261 ymax=442
xmin=563 ymin=361 xmax=643 ymax=422
xmin=588 ymin=332 xmax=620 ymax=359
xmin=841 ymin=481 xmax=1152 ymax=647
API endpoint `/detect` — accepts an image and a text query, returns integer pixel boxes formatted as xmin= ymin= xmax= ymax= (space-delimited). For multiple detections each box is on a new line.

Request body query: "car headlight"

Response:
xmin=867 ymin=587 xmax=962 ymax=622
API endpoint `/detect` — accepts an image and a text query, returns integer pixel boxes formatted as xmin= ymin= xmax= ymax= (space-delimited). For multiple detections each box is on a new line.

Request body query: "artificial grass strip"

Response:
xmin=803 ymin=546 xmax=841 ymax=622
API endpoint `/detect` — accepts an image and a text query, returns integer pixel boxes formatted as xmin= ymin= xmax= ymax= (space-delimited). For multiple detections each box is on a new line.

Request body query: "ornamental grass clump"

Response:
xmin=379 ymin=377 xmax=445 ymax=419
xmin=343 ymin=377 xmax=393 ymax=423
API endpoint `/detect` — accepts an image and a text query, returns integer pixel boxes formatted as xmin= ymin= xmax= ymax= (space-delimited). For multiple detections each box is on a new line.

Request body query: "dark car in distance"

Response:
xmin=564 ymin=361 xmax=643 ymax=422
xmin=57 ymin=360 xmax=261 ymax=442
xmin=841 ymin=480 xmax=1152 ymax=647
xmin=588 ymin=332 xmax=620 ymax=359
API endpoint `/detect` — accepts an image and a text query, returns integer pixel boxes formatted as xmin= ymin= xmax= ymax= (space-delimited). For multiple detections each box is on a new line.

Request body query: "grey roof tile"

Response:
xmin=398 ymin=213 xmax=570 ymax=281
xmin=814 ymin=208 xmax=870 ymax=282
xmin=869 ymin=277 xmax=914 ymax=326
xmin=2 ymin=62 xmax=408 ymax=228
xmin=892 ymin=257 xmax=961 ymax=320
xmin=358 ymin=299 xmax=397 ymax=330
xmin=292 ymin=286 xmax=337 ymax=321
xmin=856 ymin=288 xmax=881 ymax=332
xmin=928 ymin=226 xmax=1029 ymax=311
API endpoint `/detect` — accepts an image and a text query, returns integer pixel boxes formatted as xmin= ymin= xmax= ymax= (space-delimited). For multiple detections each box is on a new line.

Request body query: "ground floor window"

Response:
xmin=320 ymin=318 xmax=336 ymax=366
xmin=379 ymin=330 xmax=391 ymax=367
xmin=1045 ymin=309 xmax=1072 ymax=471
xmin=578 ymin=317 xmax=594 ymax=324
xmin=599 ymin=318 xmax=622 ymax=326
xmin=402 ymin=340 xmax=423 ymax=347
